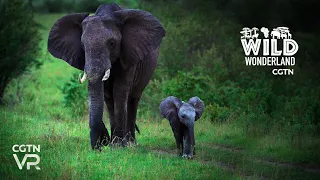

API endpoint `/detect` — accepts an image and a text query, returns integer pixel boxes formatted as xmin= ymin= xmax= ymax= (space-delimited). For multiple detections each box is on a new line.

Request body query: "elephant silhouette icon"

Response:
xmin=277 ymin=27 xmax=291 ymax=39
xmin=283 ymin=29 xmax=292 ymax=39
xmin=280 ymin=33 xmax=287 ymax=39
xmin=271 ymin=29 xmax=281 ymax=39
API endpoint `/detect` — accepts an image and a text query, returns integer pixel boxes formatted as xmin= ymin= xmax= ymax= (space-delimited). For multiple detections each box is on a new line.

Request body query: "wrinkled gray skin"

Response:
xmin=47 ymin=3 xmax=165 ymax=149
xmin=160 ymin=96 xmax=204 ymax=158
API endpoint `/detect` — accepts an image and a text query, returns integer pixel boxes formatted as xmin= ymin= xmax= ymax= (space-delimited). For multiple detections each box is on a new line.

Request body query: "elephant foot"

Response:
xmin=182 ymin=154 xmax=193 ymax=159
xmin=110 ymin=136 xmax=127 ymax=147
xmin=91 ymin=132 xmax=110 ymax=151
xmin=126 ymin=138 xmax=137 ymax=147
xmin=100 ymin=134 xmax=110 ymax=146
xmin=124 ymin=132 xmax=137 ymax=147
xmin=91 ymin=142 xmax=103 ymax=151
xmin=109 ymin=132 xmax=137 ymax=147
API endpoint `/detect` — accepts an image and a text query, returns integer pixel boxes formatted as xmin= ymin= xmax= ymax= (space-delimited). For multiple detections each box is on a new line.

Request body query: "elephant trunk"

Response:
xmin=88 ymin=79 xmax=105 ymax=149
xmin=84 ymin=58 xmax=111 ymax=149
xmin=183 ymin=123 xmax=195 ymax=159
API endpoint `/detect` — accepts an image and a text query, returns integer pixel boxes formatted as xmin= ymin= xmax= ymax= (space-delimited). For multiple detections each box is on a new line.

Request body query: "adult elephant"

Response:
xmin=47 ymin=3 xmax=165 ymax=149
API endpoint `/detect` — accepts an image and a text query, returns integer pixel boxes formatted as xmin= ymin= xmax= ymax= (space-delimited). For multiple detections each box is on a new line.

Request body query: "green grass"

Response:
xmin=0 ymin=13 xmax=320 ymax=180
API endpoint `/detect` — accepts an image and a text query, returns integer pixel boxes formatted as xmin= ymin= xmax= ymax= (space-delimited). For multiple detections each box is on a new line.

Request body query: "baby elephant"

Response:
xmin=160 ymin=96 xmax=204 ymax=159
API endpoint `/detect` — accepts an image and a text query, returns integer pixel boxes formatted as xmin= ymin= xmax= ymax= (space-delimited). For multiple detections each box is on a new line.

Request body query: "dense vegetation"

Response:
xmin=1 ymin=0 xmax=320 ymax=179
xmin=0 ymin=0 xmax=41 ymax=103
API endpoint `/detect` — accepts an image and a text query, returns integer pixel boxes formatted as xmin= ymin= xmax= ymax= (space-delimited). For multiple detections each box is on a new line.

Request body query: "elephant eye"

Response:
xmin=108 ymin=39 xmax=116 ymax=49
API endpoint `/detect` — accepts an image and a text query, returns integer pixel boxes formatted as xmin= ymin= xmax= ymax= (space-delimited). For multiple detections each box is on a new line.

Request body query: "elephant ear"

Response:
xmin=159 ymin=96 xmax=182 ymax=122
xmin=48 ymin=13 xmax=89 ymax=71
xmin=188 ymin=97 xmax=205 ymax=121
xmin=114 ymin=9 xmax=165 ymax=69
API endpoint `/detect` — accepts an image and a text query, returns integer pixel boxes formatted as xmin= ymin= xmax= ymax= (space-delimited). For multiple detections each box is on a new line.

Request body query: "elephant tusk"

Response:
xmin=78 ymin=72 xmax=87 ymax=84
xmin=102 ymin=69 xmax=110 ymax=81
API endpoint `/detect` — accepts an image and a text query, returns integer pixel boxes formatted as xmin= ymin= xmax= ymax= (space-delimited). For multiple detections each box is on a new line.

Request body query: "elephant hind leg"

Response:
xmin=126 ymin=97 xmax=140 ymax=145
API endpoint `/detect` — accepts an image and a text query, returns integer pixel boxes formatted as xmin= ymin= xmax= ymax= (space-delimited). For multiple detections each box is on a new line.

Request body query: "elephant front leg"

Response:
xmin=170 ymin=121 xmax=183 ymax=155
xmin=174 ymin=131 xmax=183 ymax=156
xmin=102 ymin=81 xmax=114 ymax=146
xmin=111 ymin=84 xmax=129 ymax=146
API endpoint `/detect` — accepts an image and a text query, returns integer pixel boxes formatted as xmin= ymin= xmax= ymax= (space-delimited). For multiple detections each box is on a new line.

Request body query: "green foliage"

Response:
xmin=74 ymin=0 xmax=106 ymax=12
xmin=114 ymin=0 xmax=140 ymax=8
xmin=61 ymin=72 xmax=88 ymax=117
xmin=201 ymin=104 xmax=232 ymax=123
xmin=162 ymin=71 xmax=211 ymax=102
xmin=139 ymin=79 xmax=163 ymax=120
xmin=31 ymin=0 xmax=140 ymax=12
xmin=42 ymin=0 xmax=73 ymax=12
xmin=0 ymin=0 xmax=41 ymax=102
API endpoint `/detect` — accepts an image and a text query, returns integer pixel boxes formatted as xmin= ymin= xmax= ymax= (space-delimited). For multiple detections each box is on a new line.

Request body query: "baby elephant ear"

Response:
xmin=188 ymin=97 xmax=205 ymax=121
xmin=159 ymin=96 xmax=182 ymax=122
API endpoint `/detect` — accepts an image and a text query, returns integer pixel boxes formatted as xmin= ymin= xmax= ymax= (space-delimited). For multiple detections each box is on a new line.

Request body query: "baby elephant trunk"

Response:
xmin=182 ymin=124 xmax=195 ymax=159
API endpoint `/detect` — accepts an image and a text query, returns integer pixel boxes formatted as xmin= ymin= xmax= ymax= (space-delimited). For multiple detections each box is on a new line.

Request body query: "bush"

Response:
xmin=162 ymin=71 xmax=212 ymax=103
xmin=42 ymin=0 xmax=73 ymax=12
xmin=61 ymin=72 xmax=88 ymax=117
xmin=139 ymin=79 xmax=163 ymax=120
xmin=201 ymin=104 xmax=232 ymax=123
xmin=32 ymin=0 xmax=140 ymax=13
xmin=0 ymin=0 xmax=41 ymax=103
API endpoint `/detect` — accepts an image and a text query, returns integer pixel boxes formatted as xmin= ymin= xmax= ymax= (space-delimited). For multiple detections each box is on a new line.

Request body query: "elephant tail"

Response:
xmin=135 ymin=123 xmax=140 ymax=134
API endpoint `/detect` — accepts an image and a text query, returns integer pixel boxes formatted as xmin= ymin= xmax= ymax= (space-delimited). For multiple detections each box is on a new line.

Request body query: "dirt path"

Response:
xmin=150 ymin=143 xmax=320 ymax=179
xmin=202 ymin=143 xmax=320 ymax=174
xmin=150 ymin=148 xmax=268 ymax=179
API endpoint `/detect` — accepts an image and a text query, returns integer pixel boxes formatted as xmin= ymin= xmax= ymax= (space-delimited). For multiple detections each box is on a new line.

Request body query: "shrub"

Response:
xmin=75 ymin=0 xmax=105 ymax=12
xmin=61 ymin=72 xmax=88 ymax=117
xmin=139 ymin=79 xmax=163 ymax=120
xmin=0 ymin=0 xmax=41 ymax=103
xmin=32 ymin=0 xmax=140 ymax=13
xmin=42 ymin=0 xmax=73 ymax=12
xmin=202 ymin=104 xmax=232 ymax=123
xmin=162 ymin=71 xmax=212 ymax=103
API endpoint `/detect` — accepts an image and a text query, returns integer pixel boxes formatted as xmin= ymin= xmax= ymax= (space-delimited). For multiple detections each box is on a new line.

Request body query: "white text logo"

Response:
xmin=240 ymin=27 xmax=299 ymax=75
xmin=12 ymin=144 xmax=41 ymax=170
